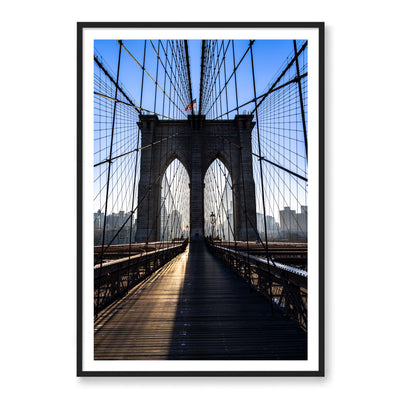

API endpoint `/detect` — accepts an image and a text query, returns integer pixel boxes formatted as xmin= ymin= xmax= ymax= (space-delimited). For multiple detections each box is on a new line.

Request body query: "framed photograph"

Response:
xmin=77 ymin=22 xmax=324 ymax=377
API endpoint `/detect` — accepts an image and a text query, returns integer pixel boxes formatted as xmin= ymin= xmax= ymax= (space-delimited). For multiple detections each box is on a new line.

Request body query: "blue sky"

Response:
xmin=94 ymin=39 xmax=298 ymax=118
xmin=93 ymin=39 xmax=308 ymax=227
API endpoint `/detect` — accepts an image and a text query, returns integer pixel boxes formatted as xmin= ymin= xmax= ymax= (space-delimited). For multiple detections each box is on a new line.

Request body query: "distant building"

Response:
xmin=93 ymin=210 xmax=136 ymax=245
xmin=257 ymin=213 xmax=279 ymax=240
xmin=279 ymin=206 xmax=307 ymax=242
xmin=279 ymin=207 xmax=297 ymax=233
xmin=93 ymin=209 xmax=104 ymax=229
xmin=297 ymin=206 xmax=308 ymax=236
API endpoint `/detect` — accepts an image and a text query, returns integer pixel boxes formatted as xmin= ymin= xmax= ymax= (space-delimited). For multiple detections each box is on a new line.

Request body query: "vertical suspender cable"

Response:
xmin=293 ymin=40 xmax=308 ymax=160
xmin=97 ymin=40 xmax=122 ymax=315
xmin=184 ymin=40 xmax=194 ymax=117
xmin=232 ymin=40 xmax=250 ymax=280
xmin=153 ymin=40 xmax=160 ymax=114
xmin=199 ymin=40 xmax=206 ymax=115
xmin=139 ymin=40 xmax=147 ymax=113
xmin=250 ymin=41 xmax=270 ymax=259
xmin=223 ymin=41 xmax=229 ymax=119
xmin=232 ymin=41 xmax=239 ymax=114
xmin=250 ymin=41 xmax=274 ymax=311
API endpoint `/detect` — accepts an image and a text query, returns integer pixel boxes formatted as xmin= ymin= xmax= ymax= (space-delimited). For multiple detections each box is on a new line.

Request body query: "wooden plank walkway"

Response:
xmin=94 ymin=241 xmax=307 ymax=360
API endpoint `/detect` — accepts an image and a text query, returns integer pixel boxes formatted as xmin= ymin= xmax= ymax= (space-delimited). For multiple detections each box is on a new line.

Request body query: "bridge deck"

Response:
xmin=94 ymin=241 xmax=307 ymax=360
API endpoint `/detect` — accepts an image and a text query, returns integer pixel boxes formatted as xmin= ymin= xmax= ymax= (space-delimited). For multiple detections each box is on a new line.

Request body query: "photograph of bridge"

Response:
xmin=78 ymin=23 xmax=323 ymax=376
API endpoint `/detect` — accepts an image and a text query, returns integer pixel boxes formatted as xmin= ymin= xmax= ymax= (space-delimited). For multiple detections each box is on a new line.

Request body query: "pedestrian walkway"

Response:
xmin=94 ymin=241 xmax=307 ymax=360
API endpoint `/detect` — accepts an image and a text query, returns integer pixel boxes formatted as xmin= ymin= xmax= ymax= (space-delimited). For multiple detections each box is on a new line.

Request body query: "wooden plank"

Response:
xmin=94 ymin=241 xmax=307 ymax=360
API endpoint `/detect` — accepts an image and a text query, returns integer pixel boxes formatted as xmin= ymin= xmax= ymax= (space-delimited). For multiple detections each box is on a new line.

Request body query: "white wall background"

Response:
xmin=1 ymin=0 xmax=399 ymax=398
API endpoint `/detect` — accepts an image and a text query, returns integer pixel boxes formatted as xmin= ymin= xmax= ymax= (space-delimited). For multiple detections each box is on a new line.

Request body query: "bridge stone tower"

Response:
xmin=135 ymin=114 xmax=257 ymax=242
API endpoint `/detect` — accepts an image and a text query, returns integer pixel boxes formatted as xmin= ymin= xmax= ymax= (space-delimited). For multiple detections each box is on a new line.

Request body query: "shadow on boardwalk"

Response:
xmin=94 ymin=241 xmax=307 ymax=360
xmin=167 ymin=241 xmax=307 ymax=360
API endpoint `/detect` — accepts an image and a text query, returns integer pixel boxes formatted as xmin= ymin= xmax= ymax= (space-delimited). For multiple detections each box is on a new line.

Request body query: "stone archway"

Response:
xmin=135 ymin=114 xmax=257 ymax=242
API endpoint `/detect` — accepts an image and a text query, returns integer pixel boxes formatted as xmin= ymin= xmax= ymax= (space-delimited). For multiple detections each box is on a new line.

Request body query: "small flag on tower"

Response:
xmin=185 ymin=99 xmax=197 ymax=111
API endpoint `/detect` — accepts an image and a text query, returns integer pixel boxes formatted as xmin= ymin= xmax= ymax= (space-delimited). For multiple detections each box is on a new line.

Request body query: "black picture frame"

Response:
xmin=77 ymin=21 xmax=325 ymax=377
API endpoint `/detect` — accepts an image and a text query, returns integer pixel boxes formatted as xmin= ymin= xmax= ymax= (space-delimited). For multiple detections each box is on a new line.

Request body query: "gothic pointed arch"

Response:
xmin=204 ymin=158 xmax=234 ymax=241
xmin=135 ymin=114 xmax=257 ymax=242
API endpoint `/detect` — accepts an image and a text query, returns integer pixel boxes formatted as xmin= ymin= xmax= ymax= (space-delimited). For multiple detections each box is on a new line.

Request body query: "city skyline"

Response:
xmin=93 ymin=39 xmax=308 ymax=234
xmin=94 ymin=203 xmax=307 ymax=244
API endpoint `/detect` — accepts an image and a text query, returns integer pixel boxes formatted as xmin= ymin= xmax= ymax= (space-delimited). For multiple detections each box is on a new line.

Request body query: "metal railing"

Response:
xmin=207 ymin=241 xmax=307 ymax=330
xmin=94 ymin=239 xmax=188 ymax=317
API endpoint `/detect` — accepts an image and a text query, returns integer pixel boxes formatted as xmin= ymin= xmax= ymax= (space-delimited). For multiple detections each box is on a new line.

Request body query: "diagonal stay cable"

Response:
xmin=204 ymin=40 xmax=253 ymax=117
xmin=120 ymin=40 xmax=184 ymax=115
xmin=94 ymin=131 xmax=181 ymax=167
xmin=251 ymin=41 xmax=307 ymax=115
xmin=157 ymin=40 xmax=189 ymax=112
xmin=94 ymin=53 xmax=172 ymax=119
xmin=93 ymin=91 xmax=172 ymax=120
xmin=93 ymin=156 xmax=180 ymax=264
xmin=213 ymin=72 xmax=307 ymax=120
xmin=203 ymin=40 xmax=231 ymax=117
xmin=219 ymin=134 xmax=308 ymax=182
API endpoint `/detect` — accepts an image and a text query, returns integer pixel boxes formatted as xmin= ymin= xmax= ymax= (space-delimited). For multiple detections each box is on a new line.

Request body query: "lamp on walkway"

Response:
xmin=210 ymin=212 xmax=216 ymax=242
